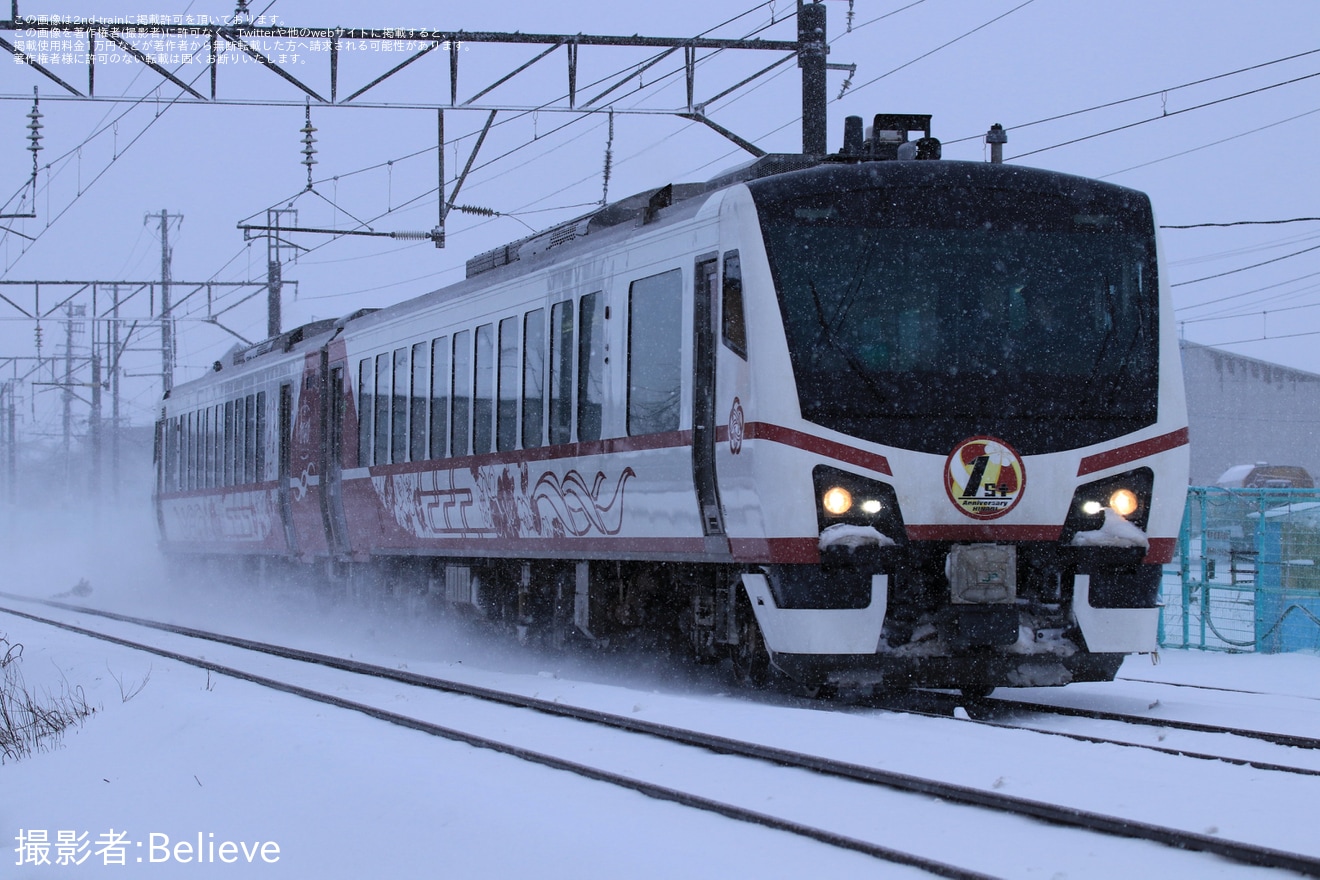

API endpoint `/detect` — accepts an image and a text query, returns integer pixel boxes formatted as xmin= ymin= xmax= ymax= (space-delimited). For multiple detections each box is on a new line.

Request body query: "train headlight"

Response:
xmin=1061 ymin=467 xmax=1154 ymax=544
xmin=860 ymin=499 xmax=883 ymax=514
xmin=822 ymin=486 xmax=853 ymax=515
xmin=1109 ymin=489 xmax=1140 ymax=518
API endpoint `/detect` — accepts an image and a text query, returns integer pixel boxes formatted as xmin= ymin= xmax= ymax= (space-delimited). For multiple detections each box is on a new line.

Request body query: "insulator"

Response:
xmin=27 ymin=93 xmax=43 ymax=156
xmin=300 ymin=103 xmax=318 ymax=188
xmin=454 ymin=204 xmax=498 ymax=217
xmin=601 ymin=109 xmax=615 ymax=206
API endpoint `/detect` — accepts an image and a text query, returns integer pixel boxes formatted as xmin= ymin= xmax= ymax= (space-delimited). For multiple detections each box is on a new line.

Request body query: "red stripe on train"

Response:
xmin=1077 ymin=427 xmax=1189 ymax=476
xmin=744 ymin=422 xmax=892 ymax=475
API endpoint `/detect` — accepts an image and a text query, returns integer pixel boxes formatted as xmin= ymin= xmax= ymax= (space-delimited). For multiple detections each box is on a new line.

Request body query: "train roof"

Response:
xmin=183 ymin=131 xmax=1155 ymax=392
xmin=462 ymin=153 xmax=818 ymax=281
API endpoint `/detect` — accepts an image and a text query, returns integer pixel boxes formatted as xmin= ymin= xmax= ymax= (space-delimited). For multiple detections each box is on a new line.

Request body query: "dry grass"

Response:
xmin=0 ymin=635 xmax=97 ymax=763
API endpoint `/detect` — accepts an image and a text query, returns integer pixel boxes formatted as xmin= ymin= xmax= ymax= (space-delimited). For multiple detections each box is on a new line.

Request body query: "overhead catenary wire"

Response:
xmin=1009 ymin=68 xmax=1320 ymax=161
xmin=1164 ymin=217 xmax=1320 ymax=229
xmin=1100 ymin=105 xmax=1320 ymax=180
xmin=213 ymin=2 xmax=791 ymax=315
xmin=1171 ymin=242 xmax=1320 ymax=288
xmin=943 ymin=46 xmax=1320 ymax=146
xmin=669 ymin=0 xmax=1038 ymax=180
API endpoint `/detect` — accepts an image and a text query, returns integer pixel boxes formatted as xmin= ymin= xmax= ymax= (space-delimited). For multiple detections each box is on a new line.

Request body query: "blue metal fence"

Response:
xmin=1163 ymin=487 xmax=1320 ymax=652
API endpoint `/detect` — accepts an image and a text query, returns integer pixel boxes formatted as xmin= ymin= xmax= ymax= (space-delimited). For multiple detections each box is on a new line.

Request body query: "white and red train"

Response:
xmin=155 ymin=115 xmax=1189 ymax=694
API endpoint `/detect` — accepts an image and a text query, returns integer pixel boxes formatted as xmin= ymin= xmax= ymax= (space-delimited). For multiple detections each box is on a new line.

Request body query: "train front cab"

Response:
xmin=724 ymin=159 xmax=1188 ymax=693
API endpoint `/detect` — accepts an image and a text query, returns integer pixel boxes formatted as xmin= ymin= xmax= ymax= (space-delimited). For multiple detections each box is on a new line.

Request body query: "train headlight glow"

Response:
xmin=1109 ymin=489 xmax=1140 ymax=518
xmin=822 ymin=487 xmax=853 ymax=515
xmin=1081 ymin=500 xmax=1104 ymax=516
xmin=860 ymin=499 xmax=883 ymax=514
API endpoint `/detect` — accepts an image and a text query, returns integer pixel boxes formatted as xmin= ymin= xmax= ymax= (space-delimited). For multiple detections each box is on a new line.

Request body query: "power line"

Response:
xmin=1010 ymin=68 xmax=1320 ymax=160
xmin=1179 ymin=294 xmax=1320 ymax=325
xmin=944 ymin=47 xmax=1320 ymax=145
xmin=1100 ymin=105 xmax=1320 ymax=180
xmin=1164 ymin=217 xmax=1320 ymax=229
xmin=843 ymin=0 xmax=1038 ymax=98
xmin=1171 ymin=242 xmax=1320 ymax=288
xmin=1174 ymin=269 xmax=1320 ymax=314
xmin=1188 ymin=326 xmax=1320 ymax=348
xmin=675 ymin=0 xmax=1034 ymax=178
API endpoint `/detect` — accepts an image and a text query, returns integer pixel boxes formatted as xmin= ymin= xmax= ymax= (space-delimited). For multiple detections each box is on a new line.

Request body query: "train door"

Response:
xmin=321 ymin=357 xmax=350 ymax=557
xmin=277 ymin=382 xmax=299 ymax=555
xmin=693 ymin=254 xmax=730 ymax=555
xmin=714 ymin=248 xmax=755 ymax=540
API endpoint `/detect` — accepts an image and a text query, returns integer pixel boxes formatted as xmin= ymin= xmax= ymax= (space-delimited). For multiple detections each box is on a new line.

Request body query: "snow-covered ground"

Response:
xmin=5 ymin=505 xmax=1320 ymax=878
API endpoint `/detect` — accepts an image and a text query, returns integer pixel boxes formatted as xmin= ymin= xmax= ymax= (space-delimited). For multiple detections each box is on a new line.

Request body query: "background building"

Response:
xmin=1181 ymin=341 xmax=1320 ymax=486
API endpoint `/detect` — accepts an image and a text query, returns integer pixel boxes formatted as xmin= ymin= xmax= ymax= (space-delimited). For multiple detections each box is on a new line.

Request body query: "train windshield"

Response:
xmin=754 ymin=180 xmax=1159 ymax=454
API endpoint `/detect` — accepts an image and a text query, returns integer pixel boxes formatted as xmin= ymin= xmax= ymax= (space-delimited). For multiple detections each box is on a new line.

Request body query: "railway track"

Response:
xmin=1117 ymin=675 xmax=1320 ymax=704
xmin=2 ymin=592 xmax=1318 ymax=878
xmin=859 ymin=691 xmax=1320 ymax=779
xmin=982 ymin=695 xmax=1320 ymax=751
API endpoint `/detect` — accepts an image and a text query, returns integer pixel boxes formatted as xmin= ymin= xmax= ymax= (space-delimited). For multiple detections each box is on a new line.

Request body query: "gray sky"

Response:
xmin=3 ymin=0 xmax=1319 ymax=432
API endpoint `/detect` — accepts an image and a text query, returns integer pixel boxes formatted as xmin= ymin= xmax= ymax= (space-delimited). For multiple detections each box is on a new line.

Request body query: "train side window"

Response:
xmin=223 ymin=400 xmax=235 ymax=486
xmin=235 ymin=396 xmax=247 ymax=484
xmin=627 ymin=268 xmax=683 ymax=436
xmin=182 ymin=412 xmax=192 ymax=490
xmin=196 ymin=412 xmax=204 ymax=489
xmin=497 ymin=317 xmax=519 ymax=452
xmin=164 ymin=418 xmax=175 ymax=491
xmin=722 ymin=250 xmax=747 ymax=359
xmin=244 ymin=393 xmax=257 ymax=483
xmin=429 ymin=336 xmax=449 ymax=459
xmin=522 ymin=308 xmax=546 ymax=449
xmin=209 ymin=407 xmax=217 ymax=487
xmin=231 ymin=400 xmax=240 ymax=485
xmin=451 ymin=330 xmax=471 ymax=457
xmin=216 ymin=405 xmax=224 ymax=486
xmin=238 ymin=397 xmax=249 ymax=484
xmin=196 ymin=410 xmax=205 ymax=489
xmin=200 ymin=409 xmax=207 ymax=489
xmin=178 ymin=417 xmax=187 ymax=490
xmin=178 ymin=414 xmax=186 ymax=491
xmin=374 ymin=352 xmax=390 ymax=466
xmin=357 ymin=358 xmax=373 ymax=468
xmin=190 ymin=411 xmax=198 ymax=490
xmin=391 ymin=347 xmax=408 ymax=464
xmin=577 ymin=292 xmax=605 ymax=442
xmin=200 ymin=409 xmax=210 ymax=489
xmin=474 ymin=323 xmax=495 ymax=455
xmin=410 ymin=342 xmax=428 ymax=462
xmin=549 ymin=301 xmax=573 ymax=445
xmin=255 ymin=391 xmax=267 ymax=481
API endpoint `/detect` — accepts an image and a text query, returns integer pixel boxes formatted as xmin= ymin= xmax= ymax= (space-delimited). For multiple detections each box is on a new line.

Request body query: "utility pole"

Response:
xmin=90 ymin=322 xmax=102 ymax=499
xmin=110 ymin=283 xmax=121 ymax=498
xmin=267 ymin=207 xmax=297 ymax=338
xmin=61 ymin=305 xmax=77 ymax=465
xmin=0 ymin=380 xmax=15 ymax=504
xmin=148 ymin=209 xmax=183 ymax=394
xmin=798 ymin=1 xmax=828 ymax=156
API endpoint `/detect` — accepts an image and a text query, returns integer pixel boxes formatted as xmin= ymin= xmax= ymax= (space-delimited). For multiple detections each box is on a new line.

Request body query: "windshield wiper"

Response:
xmin=808 ymin=279 xmax=895 ymax=409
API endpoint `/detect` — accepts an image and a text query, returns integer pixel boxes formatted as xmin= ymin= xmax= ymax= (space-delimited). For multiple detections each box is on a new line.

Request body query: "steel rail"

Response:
xmin=984 ymin=696 xmax=1320 ymax=751
xmin=3 ymin=593 xmax=1320 ymax=877
xmin=1118 ymin=675 xmax=1320 ymax=703
xmin=863 ymin=692 xmax=1320 ymax=779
